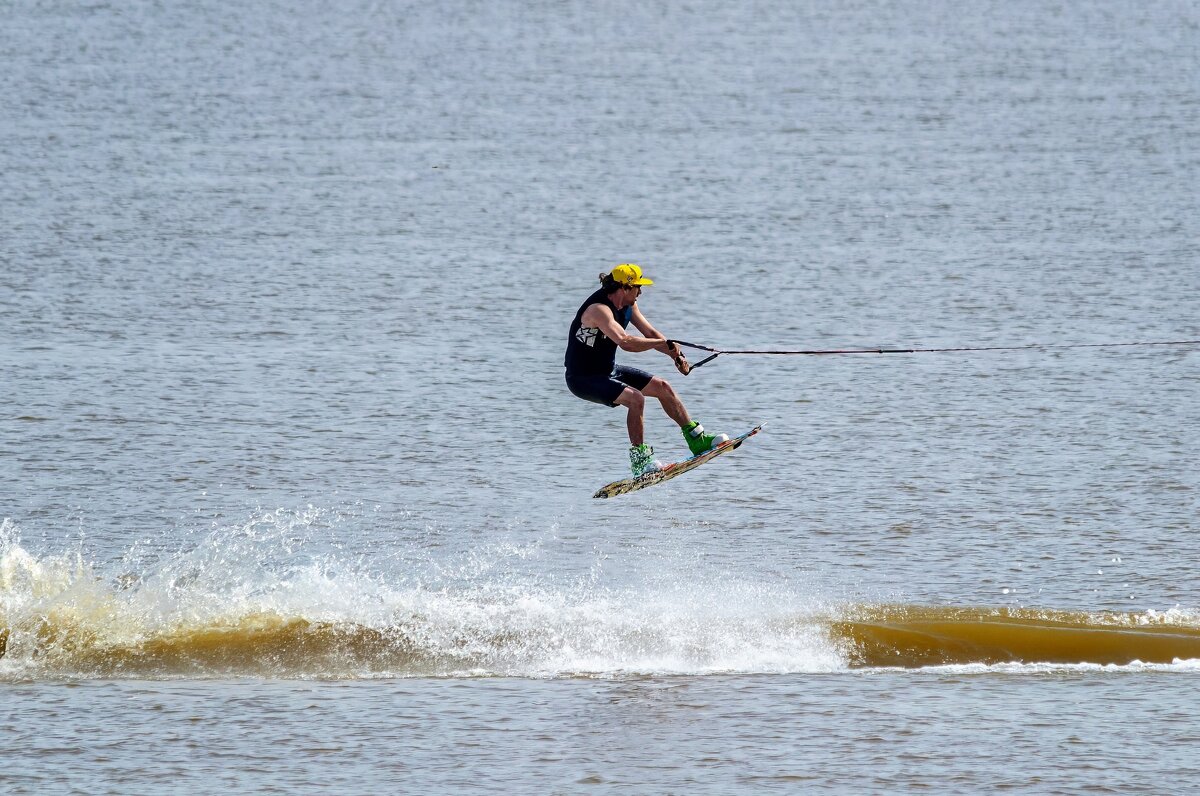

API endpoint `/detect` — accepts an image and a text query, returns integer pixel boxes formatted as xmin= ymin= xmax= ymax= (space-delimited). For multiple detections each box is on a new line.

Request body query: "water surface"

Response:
xmin=3 ymin=0 xmax=1198 ymax=792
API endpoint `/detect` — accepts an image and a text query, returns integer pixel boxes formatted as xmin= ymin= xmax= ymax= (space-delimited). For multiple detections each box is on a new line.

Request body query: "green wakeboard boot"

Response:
xmin=629 ymin=443 xmax=664 ymax=478
xmin=682 ymin=420 xmax=729 ymax=457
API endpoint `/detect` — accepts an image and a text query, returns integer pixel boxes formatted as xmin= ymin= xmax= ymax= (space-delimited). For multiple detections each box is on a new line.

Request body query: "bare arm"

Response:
xmin=631 ymin=304 xmax=691 ymax=375
xmin=630 ymin=304 xmax=666 ymax=343
xmin=581 ymin=303 xmax=674 ymax=354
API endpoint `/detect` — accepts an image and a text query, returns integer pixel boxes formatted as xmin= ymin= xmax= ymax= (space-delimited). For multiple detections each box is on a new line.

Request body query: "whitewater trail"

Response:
xmin=4 ymin=517 xmax=1198 ymax=680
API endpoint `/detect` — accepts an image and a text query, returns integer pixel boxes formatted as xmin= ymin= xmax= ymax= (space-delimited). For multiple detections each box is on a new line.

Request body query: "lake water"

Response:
xmin=3 ymin=0 xmax=1198 ymax=792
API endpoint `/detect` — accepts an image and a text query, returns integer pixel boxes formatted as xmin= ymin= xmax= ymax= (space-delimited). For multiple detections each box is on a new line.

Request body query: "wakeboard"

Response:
xmin=593 ymin=423 xmax=766 ymax=499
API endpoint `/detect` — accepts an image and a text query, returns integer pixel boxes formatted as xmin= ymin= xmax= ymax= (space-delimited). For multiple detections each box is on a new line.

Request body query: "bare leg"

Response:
xmin=613 ymin=387 xmax=646 ymax=445
xmin=640 ymin=376 xmax=692 ymax=428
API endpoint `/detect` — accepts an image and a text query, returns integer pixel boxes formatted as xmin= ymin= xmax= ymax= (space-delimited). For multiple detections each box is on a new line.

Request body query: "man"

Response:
xmin=565 ymin=263 xmax=728 ymax=477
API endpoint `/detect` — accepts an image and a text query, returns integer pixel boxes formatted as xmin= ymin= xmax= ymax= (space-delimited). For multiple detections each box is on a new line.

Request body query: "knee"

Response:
xmin=621 ymin=388 xmax=646 ymax=411
xmin=646 ymin=377 xmax=676 ymax=399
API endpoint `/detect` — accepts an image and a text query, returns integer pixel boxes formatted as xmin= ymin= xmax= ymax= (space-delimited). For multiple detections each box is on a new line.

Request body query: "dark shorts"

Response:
xmin=565 ymin=365 xmax=655 ymax=407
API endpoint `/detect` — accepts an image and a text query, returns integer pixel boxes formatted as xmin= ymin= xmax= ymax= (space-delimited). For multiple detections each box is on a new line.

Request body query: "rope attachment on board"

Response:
xmin=666 ymin=338 xmax=1200 ymax=371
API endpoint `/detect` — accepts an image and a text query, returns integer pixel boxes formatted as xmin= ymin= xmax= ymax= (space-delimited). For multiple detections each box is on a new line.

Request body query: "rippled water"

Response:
xmin=3 ymin=0 xmax=1198 ymax=792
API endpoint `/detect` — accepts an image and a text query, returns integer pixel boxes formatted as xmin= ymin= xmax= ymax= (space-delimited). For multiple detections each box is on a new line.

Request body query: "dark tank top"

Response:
xmin=564 ymin=288 xmax=631 ymax=376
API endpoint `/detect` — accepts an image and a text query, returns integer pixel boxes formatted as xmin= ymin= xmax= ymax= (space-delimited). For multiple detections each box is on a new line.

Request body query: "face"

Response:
xmin=611 ymin=283 xmax=642 ymax=309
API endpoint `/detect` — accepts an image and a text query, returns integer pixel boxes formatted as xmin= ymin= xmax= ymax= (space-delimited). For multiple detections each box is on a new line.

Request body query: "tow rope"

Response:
xmin=667 ymin=338 xmax=1200 ymax=371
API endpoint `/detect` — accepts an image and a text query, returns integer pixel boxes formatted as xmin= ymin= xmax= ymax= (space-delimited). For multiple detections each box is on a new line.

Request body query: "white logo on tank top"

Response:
xmin=575 ymin=327 xmax=599 ymax=347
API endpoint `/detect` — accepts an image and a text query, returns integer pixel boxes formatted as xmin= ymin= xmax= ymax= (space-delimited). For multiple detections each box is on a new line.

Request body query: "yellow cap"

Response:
xmin=610 ymin=263 xmax=653 ymax=287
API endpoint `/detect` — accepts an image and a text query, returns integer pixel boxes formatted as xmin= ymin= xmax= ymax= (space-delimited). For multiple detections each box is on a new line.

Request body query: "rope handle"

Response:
xmin=665 ymin=340 xmax=695 ymax=373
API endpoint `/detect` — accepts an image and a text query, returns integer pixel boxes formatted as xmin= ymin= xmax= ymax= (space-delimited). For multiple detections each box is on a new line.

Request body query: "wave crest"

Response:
xmin=3 ymin=519 xmax=1199 ymax=679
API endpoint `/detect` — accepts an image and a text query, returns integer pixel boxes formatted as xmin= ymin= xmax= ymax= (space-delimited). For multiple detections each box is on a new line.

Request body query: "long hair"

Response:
xmin=598 ymin=272 xmax=624 ymax=294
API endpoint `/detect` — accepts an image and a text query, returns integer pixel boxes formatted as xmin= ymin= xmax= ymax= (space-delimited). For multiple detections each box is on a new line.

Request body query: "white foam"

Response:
xmin=874 ymin=658 xmax=1200 ymax=675
xmin=7 ymin=512 xmax=1199 ymax=680
xmin=1 ymin=510 xmax=847 ymax=678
